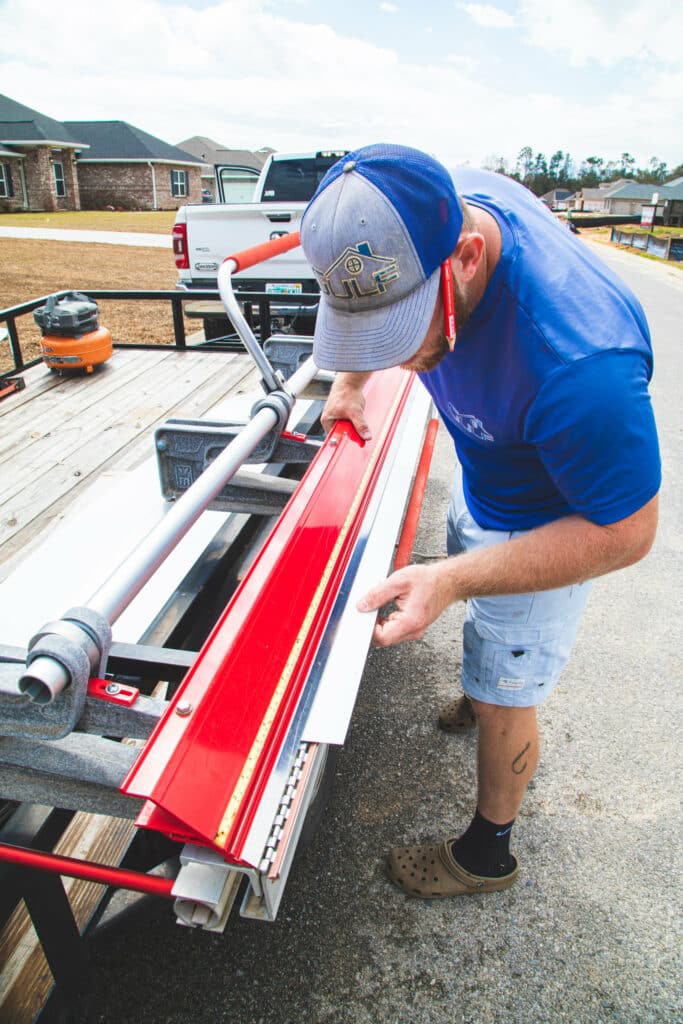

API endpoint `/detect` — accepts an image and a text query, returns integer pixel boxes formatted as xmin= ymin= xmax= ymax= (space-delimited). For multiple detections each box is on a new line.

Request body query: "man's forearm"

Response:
xmin=334 ymin=371 xmax=373 ymax=391
xmin=360 ymin=495 xmax=658 ymax=647
xmin=437 ymin=499 xmax=658 ymax=604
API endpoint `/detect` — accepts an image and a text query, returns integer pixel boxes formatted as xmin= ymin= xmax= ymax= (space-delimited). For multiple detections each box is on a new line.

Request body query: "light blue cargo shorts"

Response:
xmin=446 ymin=470 xmax=592 ymax=708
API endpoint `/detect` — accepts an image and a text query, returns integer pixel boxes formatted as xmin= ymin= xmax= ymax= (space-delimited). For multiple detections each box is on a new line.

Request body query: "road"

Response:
xmin=71 ymin=240 xmax=681 ymax=1024
xmin=0 ymin=226 xmax=169 ymax=247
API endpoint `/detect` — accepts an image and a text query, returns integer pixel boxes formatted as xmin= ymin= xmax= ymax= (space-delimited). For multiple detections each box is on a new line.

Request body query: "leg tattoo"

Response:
xmin=511 ymin=741 xmax=531 ymax=775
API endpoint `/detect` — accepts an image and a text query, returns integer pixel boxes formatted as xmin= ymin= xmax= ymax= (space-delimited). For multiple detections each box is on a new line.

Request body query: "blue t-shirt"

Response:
xmin=419 ymin=169 xmax=661 ymax=530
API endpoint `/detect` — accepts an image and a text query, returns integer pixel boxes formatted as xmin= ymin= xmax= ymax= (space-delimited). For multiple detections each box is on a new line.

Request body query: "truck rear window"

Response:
xmin=261 ymin=154 xmax=347 ymax=203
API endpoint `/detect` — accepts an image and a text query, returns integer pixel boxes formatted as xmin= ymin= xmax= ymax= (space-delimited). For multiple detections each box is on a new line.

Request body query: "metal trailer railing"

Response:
xmin=0 ymin=287 xmax=320 ymax=380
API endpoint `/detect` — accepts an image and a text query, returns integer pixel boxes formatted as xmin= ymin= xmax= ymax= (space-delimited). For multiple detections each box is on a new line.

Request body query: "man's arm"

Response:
xmin=360 ymin=495 xmax=659 ymax=646
xmin=321 ymin=371 xmax=373 ymax=438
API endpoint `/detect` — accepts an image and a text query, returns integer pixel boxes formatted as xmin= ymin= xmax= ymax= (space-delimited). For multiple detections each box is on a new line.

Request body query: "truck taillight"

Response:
xmin=172 ymin=224 xmax=189 ymax=269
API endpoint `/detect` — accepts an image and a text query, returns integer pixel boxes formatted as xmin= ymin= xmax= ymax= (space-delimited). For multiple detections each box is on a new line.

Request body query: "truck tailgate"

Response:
xmin=182 ymin=202 xmax=309 ymax=284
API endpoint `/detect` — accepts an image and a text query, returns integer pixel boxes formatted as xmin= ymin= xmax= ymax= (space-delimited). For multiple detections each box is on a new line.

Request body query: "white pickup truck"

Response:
xmin=173 ymin=150 xmax=347 ymax=297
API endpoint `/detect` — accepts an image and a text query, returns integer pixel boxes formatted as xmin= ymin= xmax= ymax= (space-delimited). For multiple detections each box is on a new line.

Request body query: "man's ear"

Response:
xmin=454 ymin=233 xmax=485 ymax=283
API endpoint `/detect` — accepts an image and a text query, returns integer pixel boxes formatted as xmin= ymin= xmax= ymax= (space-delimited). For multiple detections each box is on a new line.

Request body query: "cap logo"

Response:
xmin=317 ymin=241 xmax=400 ymax=301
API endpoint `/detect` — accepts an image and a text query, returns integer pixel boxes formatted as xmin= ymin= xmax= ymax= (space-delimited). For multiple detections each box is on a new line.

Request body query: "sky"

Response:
xmin=1 ymin=0 xmax=681 ymax=172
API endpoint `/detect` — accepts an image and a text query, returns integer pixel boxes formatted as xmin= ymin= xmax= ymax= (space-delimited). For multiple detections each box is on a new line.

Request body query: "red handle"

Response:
xmin=224 ymin=230 xmax=301 ymax=273
xmin=394 ymin=418 xmax=439 ymax=571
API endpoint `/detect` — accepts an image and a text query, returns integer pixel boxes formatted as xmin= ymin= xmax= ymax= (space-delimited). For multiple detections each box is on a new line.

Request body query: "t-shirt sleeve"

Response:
xmin=524 ymin=350 xmax=661 ymax=525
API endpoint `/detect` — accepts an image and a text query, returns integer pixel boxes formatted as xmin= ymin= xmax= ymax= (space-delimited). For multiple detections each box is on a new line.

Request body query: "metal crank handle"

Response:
xmin=217 ymin=231 xmax=302 ymax=395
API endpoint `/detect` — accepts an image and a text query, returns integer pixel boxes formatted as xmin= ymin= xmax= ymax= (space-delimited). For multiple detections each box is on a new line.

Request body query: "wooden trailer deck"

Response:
xmin=0 ymin=346 xmax=261 ymax=1022
xmin=0 ymin=347 xmax=260 ymax=579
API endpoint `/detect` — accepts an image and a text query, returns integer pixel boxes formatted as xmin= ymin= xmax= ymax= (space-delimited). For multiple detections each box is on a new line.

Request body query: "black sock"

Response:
xmin=450 ymin=808 xmax=516 ymax=877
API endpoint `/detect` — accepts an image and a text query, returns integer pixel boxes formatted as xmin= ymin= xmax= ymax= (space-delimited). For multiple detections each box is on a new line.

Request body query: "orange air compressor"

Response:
xmin=34 ymin=292 xmax=113 ymax=373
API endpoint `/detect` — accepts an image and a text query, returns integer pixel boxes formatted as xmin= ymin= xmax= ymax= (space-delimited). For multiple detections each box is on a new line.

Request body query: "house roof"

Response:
xmin=0 ymin=93 xmax=85 ymax=147
xmin=581 ymin=179 xmax=682 ymax=202
xmin=64 ymin=121 xmax=203 ymax=164
xmin=540 ymin=189 xmax=574 ymax=202
xmin=660 ymin=182 xmax=683 ymax=200
xmin=606 ymin=182 xmax=673 ymax=200
xmin=176 ymin=136 xmax=267 ymax=170
xmin=0 ymin=145 xmax=24 ymax=159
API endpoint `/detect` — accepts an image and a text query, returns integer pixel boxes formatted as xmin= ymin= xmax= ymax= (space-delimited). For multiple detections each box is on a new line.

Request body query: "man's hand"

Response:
xmin=355 ymin=495 xmax=659 ymax=648
xmin=357 ymin=563 xmax=452 ymax=647
xmin=321 ymin=372 xmax=373 ymax=440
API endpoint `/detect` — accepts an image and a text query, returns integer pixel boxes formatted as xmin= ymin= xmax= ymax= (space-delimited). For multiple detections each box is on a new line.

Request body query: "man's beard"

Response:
xmin=401 ymin=280 xmax=471 ymax=373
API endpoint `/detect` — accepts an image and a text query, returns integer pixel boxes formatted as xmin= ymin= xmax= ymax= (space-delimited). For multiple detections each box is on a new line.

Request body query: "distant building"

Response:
xmin=539 ymin=188 xmax=574 ymax=211
xmin=0 ymin=93 xmax=86 ymax=212
xmin=0 ymin=93 xmax=203 ymax=212
xmin=65 ymin=121 xmax=203 ymax=210
xmin=573 ymin=179 xmax=683 ymax=222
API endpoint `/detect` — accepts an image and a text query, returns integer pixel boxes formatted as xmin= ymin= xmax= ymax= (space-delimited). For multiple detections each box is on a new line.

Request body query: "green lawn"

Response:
xmin=0 ymin=210 xmax=177 ymax=233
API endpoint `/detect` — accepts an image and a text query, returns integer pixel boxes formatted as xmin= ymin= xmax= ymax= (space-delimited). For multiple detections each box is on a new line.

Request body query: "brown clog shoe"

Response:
xmin=438 ymin=694 xmax=477 ymax=732
xmin=387 ymin=840 xmax=518 ymax=898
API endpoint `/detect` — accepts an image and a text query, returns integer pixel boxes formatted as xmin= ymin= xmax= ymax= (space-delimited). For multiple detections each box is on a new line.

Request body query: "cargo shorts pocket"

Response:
xmin=461 ymin=616 xmax=569 ymax=707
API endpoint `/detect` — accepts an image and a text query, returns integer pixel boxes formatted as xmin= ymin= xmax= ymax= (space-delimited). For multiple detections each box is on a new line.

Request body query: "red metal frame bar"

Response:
xmin=0 ymin=843 xmax=175 ymax=898
xmin=394 ymin=417 xmax=439 ymax=571
xmin=122 ymin=368 xmax=414 ymax=862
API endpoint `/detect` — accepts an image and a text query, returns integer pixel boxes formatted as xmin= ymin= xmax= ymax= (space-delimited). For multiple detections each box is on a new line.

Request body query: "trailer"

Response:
xmin=0 ymin=233 xmax=437 ymax=1019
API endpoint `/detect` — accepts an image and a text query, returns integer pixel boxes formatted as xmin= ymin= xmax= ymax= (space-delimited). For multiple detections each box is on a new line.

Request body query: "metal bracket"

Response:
xmin=155 ymin=417 xmax=320 ymax=506
xmin=263 ymin=336 xmax=314 ymax=379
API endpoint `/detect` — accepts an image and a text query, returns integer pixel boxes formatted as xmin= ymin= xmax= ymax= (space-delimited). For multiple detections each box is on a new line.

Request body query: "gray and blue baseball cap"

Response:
xmin=300 ymin=143 xmax=463 ymax=372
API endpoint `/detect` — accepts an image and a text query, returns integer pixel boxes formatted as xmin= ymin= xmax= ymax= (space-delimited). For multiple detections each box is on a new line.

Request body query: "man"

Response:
xmin=299 ymin=143 xmax=660 ymax=898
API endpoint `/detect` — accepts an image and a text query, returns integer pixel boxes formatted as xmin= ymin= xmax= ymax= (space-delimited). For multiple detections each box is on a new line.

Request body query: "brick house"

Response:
xmin=0 ymin=93 xmax=86 ymax=212
xmin=65 ymin=121 xmax=203 ymax=210
xmin=0 ymin=93 xmax=203 ymax=212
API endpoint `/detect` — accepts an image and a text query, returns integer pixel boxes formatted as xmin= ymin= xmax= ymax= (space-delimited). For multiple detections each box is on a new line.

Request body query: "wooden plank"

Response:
xmin=184 ymin=301 xmax=225 ymax=318
xmin=0 ymin=363 xmax=64 ymax=418
xmin=0 ymin=353 xmax=256 ymax=552
xmin=0 ymin=814 xmax=137 ymax=1023
xmin=0 ymin=349 xmax=171 ymax=463
xmin=0 ymin=351 xmax=200 ymax=500
xmin=0 ymin=367 xmax=260 ymax=583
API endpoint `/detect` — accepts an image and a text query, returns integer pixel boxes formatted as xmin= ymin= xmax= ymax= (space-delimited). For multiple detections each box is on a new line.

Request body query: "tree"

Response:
xmin=515 ymin=146 xmax=534 ymax=185
xmin=482 ymin=154 xmax=510 ymax=175
xmin=618 ymin=152 xmax=636 ymax=178
xmin=548 ymin=150 xmax=564 ymax=185
xmin=637 ymin=157 xmax=668 ymax=184
xmin=579 ymin=156 xmax=605 ymax=188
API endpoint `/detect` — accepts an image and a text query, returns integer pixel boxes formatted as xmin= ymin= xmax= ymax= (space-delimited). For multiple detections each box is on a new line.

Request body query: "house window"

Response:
xmin=171 ymin=169 xmax=188 ymax=197
xmin=0 ymin=164 xmax=10 ymax=198
xmin=53 ymin=161 xmax=66 ymax=198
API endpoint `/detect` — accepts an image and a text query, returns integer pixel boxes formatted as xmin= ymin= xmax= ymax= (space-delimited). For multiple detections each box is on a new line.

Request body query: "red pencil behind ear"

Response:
xmin=441 ymin=258 xmax=456 ymax=352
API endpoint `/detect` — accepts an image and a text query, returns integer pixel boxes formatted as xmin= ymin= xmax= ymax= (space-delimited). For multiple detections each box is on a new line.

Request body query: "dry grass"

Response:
xmin=0 ymin=238 xmax=199 ymax=373
xmin=0 ymin=210 xmax=176 ymax=233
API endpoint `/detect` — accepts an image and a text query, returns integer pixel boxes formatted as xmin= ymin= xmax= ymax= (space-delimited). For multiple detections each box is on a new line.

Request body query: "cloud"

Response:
xmin=379 ymin=2 xmax=398 ymax=10
xmin=0 ymin=0 xmax=680 ymax=167
xmin=461 ymin=4 xmax=516 ymax=29
xmin=518 ymin=0 xmax=683 ymax=67
xmin=447 ymin=54 xmax=479 ymax=73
